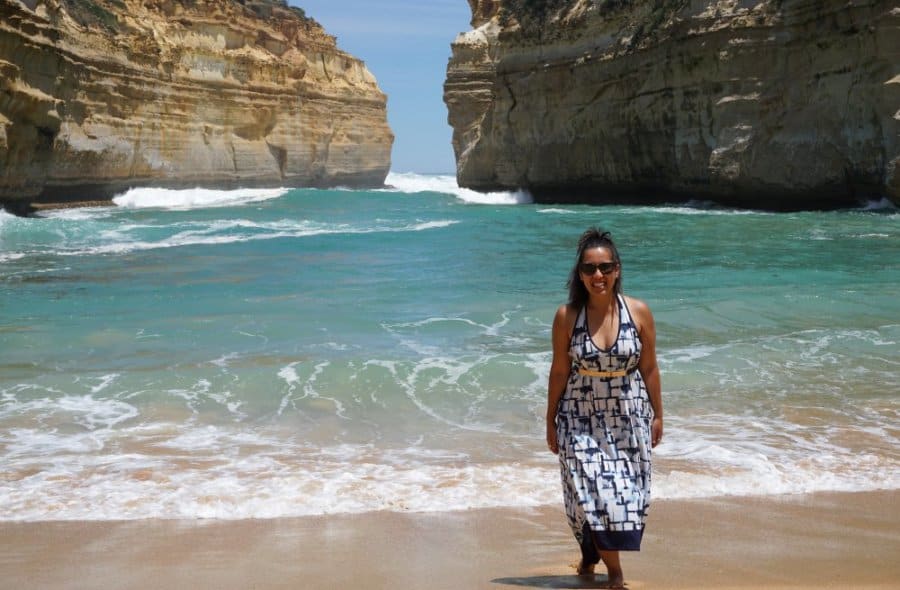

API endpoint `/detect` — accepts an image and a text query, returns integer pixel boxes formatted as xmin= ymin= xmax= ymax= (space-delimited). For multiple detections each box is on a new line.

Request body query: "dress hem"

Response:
xmin=579 ymin=523 xmax=645 ymax=564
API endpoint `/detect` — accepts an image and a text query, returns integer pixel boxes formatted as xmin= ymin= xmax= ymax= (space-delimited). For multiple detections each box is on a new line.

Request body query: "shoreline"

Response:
xmin=2 ymin=489 xmax=897 ymax=589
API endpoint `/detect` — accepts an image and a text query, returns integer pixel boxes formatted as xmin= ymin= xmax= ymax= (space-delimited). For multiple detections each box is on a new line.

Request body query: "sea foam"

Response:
xmin=385 ymin=172 xmax=531 ymax=205
xmin=2 ymin=426 xmax=896 ymax=521
xmin=113 ymin=186 xmax=288 ymax=210
xmin=46 ymin=216 xmax=459 ymax=257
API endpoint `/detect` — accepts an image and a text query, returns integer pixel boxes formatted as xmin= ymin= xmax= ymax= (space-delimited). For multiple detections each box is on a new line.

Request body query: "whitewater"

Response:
xmin=1 ymin=173 xmax=898 ymax=521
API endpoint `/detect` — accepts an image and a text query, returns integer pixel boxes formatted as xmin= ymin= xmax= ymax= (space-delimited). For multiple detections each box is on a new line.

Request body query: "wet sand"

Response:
xmin=1 ymin=490 xmax=897 ymax=589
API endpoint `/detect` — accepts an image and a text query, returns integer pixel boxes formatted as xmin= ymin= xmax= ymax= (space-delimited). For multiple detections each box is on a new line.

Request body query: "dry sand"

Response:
xmin=1 ymin=490 xmax=897 ymax=589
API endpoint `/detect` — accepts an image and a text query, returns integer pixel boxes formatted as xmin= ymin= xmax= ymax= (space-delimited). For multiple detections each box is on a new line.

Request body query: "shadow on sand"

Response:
xmin=491 ymin=575 xmax=623 ymax=589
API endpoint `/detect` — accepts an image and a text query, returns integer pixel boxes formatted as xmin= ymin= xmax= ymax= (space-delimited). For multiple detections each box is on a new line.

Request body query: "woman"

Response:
xmin=546 ymin=228 xmax=663 ymax=588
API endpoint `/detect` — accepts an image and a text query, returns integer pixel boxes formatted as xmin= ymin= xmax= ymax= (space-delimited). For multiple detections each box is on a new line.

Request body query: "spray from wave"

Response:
xmin=0 ymin=208 xmax=18 ymax=224
xmin=385 ymin=172 xmax=531 ymax=205
xmin=856 ymin=198 xmax=899 ymax=213
xmin=113 ymin=187 xmax=288 ymax=210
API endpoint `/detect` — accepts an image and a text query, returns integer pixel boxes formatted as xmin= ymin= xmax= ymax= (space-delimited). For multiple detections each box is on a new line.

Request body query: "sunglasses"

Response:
xmin=579 ymin=262 xmax=618 ymax=275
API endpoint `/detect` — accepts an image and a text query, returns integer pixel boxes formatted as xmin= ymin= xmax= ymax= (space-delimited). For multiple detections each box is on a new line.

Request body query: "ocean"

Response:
xmin=1 ymin=172 xmax=898 ymax=521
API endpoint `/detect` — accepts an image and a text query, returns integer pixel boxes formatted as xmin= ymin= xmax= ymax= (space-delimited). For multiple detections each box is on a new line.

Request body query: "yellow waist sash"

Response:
xmin=576 ymin=367 xmax=629 ymax=378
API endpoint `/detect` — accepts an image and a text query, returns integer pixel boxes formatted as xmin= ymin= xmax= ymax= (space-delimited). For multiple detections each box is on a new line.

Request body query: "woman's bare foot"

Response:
xmin=598 ymin=550 xmax=624 ymax=588
xmin=575 ymin=559 xmax=596 ymax=576
xmin=599 ymin=570 xmax=625 ymax=588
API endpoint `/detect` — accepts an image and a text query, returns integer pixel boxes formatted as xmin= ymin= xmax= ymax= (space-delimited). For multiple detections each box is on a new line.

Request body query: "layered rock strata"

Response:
xmin=445 ymin=0 xmax=899 ymax=209
xmin=0 ymin=0 xmax=392 ymax=212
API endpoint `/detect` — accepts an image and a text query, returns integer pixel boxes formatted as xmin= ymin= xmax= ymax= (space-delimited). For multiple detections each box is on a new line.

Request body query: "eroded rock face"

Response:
xmin=444 ymin=0 xmax=900 ymax=209
xmin=0 ymin=0 xmax=393 ymax=210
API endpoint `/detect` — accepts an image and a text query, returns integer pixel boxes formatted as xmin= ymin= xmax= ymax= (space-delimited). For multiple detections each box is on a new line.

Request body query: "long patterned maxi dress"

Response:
xmin=556 ymin=294 xmax=653 ymax=561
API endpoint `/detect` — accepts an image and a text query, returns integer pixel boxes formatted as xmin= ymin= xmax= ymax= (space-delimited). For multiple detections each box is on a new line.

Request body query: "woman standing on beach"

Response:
xmin=546 ymin=228 xmax=663 ymax=588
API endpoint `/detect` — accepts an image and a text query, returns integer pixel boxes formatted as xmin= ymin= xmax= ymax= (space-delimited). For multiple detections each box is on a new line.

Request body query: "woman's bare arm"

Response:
xmin=547 ymin=304 xmax=574 ymax=454
xmin=628 ymin=296 xmax=663 ymax=447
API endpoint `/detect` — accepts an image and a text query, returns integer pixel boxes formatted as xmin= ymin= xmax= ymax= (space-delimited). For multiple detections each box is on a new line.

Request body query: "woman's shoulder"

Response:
xmin=553 ymin=303 xmax=580 ymax=329
xmin=622 ymin=294 xmax=650 ymax=313
xmin=556 ymin=302 xmax=579 ymax=313
xmin=555 ymin=302 xmax=582 ymax=317
xmin=622 ymin=295 xmax=655 ymax=330
xmin=552 ymin=303 xmax=581 ymax=345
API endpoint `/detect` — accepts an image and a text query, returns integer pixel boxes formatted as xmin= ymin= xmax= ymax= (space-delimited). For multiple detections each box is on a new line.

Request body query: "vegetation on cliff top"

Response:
xmin=60 ymin=0 xmax=313 ymax=32
xmin=498 ymin=0 xmax=628 ymax=27
xmin=62 ymin=0 xmax=123 ymax=31
xmin=497 ymin=0 xmax=690 ymax=46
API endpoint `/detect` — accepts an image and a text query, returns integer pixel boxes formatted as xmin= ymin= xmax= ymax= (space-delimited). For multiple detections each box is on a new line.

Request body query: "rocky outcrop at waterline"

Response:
xmin=444 ymin=0 xmax=900 ymax=209
xmin=0 ymin=0 xmax=393 ymax=213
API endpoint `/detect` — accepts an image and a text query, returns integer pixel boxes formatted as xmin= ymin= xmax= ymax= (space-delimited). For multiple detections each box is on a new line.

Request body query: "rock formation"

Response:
xmin=0 ymin=0 xmax=393 ymax=212
xmin=445 ymin=0 xmax=899 ymax=209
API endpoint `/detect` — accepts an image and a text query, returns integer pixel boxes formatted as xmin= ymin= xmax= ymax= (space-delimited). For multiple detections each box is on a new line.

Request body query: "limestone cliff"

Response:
xmin=0 ymin=0 xmax=392 ymax=212
xmin=445 ymin=0 xmax=900 ymax=209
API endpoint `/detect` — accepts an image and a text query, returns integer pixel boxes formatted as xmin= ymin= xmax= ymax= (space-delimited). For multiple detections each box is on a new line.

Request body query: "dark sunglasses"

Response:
xmin=579 ymin=262 xmax=618 ymax=275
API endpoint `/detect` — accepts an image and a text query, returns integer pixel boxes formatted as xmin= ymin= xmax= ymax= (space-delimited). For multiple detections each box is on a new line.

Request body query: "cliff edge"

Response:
xmin=0 ymin=0 xmax=393 ymax=212
xmin=444 ymin=0 xmax=899 ymax=209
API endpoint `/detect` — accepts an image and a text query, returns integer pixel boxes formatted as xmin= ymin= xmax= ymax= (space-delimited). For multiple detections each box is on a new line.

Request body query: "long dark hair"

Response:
xmin=566 ymin=228 xmax=622 ymax=308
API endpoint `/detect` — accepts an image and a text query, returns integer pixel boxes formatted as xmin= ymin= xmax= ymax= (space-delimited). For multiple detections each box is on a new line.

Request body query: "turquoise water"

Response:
xmin=1 ymin=173 xmax=898 ymax=520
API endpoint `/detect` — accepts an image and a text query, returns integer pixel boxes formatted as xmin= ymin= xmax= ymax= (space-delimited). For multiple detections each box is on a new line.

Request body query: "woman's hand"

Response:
xmin=651 ymin=416 xmax=663 ymax=448
xmin=546 ymin=420 xmax=559 ymax=455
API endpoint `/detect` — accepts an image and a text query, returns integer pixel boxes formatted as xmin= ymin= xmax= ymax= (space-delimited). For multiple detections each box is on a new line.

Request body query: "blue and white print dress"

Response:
xmin=556 ymin=294 xmax=653 ymax=558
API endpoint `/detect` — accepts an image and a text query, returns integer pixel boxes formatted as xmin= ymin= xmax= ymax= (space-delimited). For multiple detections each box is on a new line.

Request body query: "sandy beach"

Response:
xmin=1 ymin=490 xmax=897 ymax=589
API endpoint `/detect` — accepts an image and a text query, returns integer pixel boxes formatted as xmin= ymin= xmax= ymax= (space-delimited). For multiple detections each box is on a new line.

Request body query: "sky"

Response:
xmin=293 ymin=1 xmax=473 ymax=174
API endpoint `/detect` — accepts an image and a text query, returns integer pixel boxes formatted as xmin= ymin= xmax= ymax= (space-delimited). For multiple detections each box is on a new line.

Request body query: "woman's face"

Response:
xmin=579 ymin=246 xmax=619 ymax=297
